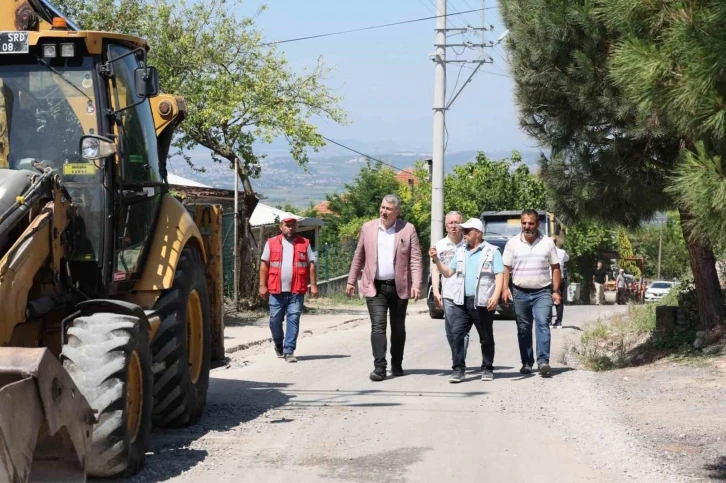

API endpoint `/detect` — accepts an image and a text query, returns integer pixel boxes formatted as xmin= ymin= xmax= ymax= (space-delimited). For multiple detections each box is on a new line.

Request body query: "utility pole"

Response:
xmin=233 ymin=157 xmax=240 ymax=312
xmin=657 ymin=219 xmax=663 ymax=280
xmin=430 ymin=0 xmax=493 ymax=244
xmin=430 ymin=0 xmax=447 ymax=245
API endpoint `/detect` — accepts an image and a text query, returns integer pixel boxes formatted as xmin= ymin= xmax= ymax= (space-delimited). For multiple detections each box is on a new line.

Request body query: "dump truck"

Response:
xmin=0 ymin=2 xmax=225 ymax=480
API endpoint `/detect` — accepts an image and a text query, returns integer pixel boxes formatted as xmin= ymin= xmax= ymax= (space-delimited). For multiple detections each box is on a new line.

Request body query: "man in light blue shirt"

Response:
xmin=430 ymin=218 xmax=504 ymax=383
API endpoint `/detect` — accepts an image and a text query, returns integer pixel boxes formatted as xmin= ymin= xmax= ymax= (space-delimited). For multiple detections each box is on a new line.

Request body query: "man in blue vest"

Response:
xmin=429 ymin=218 xmax=505 ymax=383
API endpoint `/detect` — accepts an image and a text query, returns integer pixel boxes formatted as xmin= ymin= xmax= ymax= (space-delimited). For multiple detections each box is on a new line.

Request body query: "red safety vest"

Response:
xmin=266 ymin=234 xmax=311 ymax=295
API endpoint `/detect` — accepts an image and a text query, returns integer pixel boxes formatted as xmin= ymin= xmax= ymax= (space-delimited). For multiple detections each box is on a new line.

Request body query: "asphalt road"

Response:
xmin=129 ymin=304 xmax=682 ymax=483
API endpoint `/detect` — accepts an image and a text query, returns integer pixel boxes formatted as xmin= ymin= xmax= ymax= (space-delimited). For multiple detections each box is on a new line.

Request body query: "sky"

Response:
xmin=238 ymin=0 xmax=535 ymax=155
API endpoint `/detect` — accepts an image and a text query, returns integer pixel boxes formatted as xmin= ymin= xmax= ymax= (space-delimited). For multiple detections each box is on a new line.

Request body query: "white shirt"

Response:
xmin=434 ymin=235 xmax=464 ymax=299
xmin=555 ymin=247 xmax=569 ymax=278
xmin=503 ymin=232 xmax=559 ymax=289
xmin=376 ymin=222 xmax=396 ymax=280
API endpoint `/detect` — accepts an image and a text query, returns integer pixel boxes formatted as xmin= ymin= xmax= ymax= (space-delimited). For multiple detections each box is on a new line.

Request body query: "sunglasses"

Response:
xmin=462 ymin=228 xmax=473 ymax=234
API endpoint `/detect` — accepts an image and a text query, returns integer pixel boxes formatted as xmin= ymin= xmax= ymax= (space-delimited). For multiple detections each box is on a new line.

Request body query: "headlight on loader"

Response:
xmin=80 ymin=135 xmax=116 ymax=160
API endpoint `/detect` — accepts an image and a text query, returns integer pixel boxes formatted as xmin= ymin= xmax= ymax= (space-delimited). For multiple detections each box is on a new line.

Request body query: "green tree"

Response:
xmin=321 ymin=162 xmax=400 ymax=245
xmin=563 ymin=219 xmax=615 ymax=302
xmin=56 ymin=0 xmax=347 ymax=191
xmin=616 ymin=228 xmax=640 ymax=278
xmin=500 ymin=0 xmax=724 ymax=328
xmin=630 ymin=213 xmax=689 ymax=281
xmin=403 ymin=152 xmax=545 ymax=251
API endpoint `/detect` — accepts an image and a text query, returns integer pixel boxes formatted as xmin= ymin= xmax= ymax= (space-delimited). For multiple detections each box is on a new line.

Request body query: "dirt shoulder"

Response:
xmin=592 ymin=356 xmax=726 ymax=481
xmin=566 ymin=314 xmax=726 ymax=481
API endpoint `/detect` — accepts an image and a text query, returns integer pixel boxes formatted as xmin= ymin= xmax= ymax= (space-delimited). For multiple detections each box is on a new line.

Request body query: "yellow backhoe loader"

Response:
xmin=0 ymin=2 xmax=225 ymax=480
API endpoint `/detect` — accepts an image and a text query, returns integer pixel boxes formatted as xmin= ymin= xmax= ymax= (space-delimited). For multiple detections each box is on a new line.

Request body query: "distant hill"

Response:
xmin=168 ymin=146 xmax=542 ymax=208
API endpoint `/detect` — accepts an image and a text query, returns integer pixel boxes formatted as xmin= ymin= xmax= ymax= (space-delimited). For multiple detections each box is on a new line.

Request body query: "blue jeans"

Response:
xmin=445 ymin=298 xmax=495 ymax=371
xmin=443 ymin=299 xmax=469 ymax=363
xmin=512 ymin=286 xmax=552 ymax=366
xmin=269 ymin=292 xmax=304 ymax=354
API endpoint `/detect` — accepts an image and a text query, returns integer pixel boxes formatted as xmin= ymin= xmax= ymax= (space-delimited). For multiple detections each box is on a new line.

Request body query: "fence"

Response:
xmin=221 ymin=212 xmax=236 ymax=297
xmin=317 ymin=240 xmax=356 ymax=281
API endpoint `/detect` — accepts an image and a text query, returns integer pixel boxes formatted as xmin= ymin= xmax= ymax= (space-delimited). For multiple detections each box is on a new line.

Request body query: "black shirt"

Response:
xmin=594 ymin=268 xmax=607 ymax=284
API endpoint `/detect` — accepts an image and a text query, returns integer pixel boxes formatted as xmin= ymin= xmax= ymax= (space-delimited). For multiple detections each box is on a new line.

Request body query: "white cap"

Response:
xmin=458 ymin=218 xmax=485 ymax=232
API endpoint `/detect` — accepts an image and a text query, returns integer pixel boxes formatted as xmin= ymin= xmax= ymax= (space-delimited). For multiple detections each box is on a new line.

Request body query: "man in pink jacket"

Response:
xmin=346 ymin=194 xmax=423 ymax=381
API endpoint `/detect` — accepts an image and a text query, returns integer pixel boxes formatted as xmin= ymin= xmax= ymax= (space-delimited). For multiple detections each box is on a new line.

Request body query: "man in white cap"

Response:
xmin=429 ymin=218 xmax=504 ymax=383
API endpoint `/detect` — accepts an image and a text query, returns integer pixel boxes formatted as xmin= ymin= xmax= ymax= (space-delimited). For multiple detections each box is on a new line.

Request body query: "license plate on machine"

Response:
xmin=0 ymin=32 xmax=29 ymax=54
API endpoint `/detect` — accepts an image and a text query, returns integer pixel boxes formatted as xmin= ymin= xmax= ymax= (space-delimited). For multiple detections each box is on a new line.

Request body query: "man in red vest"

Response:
xmin=259 ymin=217 xmax=319 ymax=362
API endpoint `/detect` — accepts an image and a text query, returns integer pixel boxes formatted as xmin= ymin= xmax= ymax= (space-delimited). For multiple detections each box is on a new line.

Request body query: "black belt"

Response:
xmin=513 ymin=284 xmax=551 ymax=293
xmin=374 ymin=279 xmax=396 ymax=286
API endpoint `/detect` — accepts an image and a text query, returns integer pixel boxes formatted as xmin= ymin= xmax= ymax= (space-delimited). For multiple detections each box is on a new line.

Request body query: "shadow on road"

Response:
xmin=295 ymin=354 xmax=351 ymax=361
xmin=112 ymin=377 xmax=293 ymax=483
xmin=706 ymin=456 xmax=726 ymax=480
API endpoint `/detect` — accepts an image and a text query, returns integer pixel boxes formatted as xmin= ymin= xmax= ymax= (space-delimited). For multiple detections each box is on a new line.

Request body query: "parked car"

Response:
xmin=644 ymin=281 xmax=675 ymax=302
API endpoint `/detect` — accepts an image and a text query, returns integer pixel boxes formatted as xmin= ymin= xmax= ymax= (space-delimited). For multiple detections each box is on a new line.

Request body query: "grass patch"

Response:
xmin=576 ymin=289 xmax=702 ymax=371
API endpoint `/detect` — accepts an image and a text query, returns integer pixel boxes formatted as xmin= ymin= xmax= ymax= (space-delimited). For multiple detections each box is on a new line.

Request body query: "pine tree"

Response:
xmin=500 ymin=0 xmax=724 ymax=328
xmin=616 ymin=228 xmax=640 ymax=278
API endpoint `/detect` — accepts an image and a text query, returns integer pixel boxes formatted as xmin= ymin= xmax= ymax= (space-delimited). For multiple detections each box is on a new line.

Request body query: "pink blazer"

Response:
xmin=347 ymin=219 xmax=423 ymax=299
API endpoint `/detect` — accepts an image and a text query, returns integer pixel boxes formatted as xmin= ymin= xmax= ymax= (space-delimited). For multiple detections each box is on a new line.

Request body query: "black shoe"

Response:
xmin=538 ymin=362 xmax=551 ymax=377
xmin=391 ymin=365 xmax=404 ymax=377
xmin=369 ymin=368 xmax=386 ymax=381
xmin=448 ymin=369 xmax=465 ymax=383
xmin=520 ymin=363 xmax=533 ymax=375
xmin=275 ymin=346 xmax=284 ymax=358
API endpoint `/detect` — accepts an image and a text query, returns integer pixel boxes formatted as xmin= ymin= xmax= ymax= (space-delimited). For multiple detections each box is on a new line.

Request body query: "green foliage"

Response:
xmin=320 ymin=162 xmax=399 ymax=245
xmin=616 ymin=228 xmax=640 ymax=278
xmin=562 ymin=219 xmax=614 ymax=286
xmin=630 ymin=213 xmax=689 ymax=280
xmin=500 ymin=0 xmax=679 ymax=227
xmin=443 ymin=152 xmax=545 ymax=217
xmin=666 ymin=143 xmax=726 ymax=250
xmin=602 ymin=0 xmax=726 ymax=250
xmin=403 ymin=152 xmax=545 ymax=250
xmin=317 ymin=241 xmax=357 ymax=281
xmin=55 ymin=0 xmax=347 ymax=177
xmin=500 ymin=0 xmax=724 ymax=326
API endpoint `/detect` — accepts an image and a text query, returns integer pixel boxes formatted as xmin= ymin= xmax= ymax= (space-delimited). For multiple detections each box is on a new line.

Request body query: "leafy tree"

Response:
xmin=501 ymin=0 xmax=724 ymax=328
xmin=403 ymin=152 xmax=545 ymax=252
xmin=321 ymin=162 xmax=400 ymax=245
xmin=616 ymin=228 xmax=640 ymax=278
xmin=56 ymin=0 xmax=347 ymax=193
xmin=563 ymin=219 xmax=614 ymax=302
xmin=630 ymin=213 xmax=689 ymax=281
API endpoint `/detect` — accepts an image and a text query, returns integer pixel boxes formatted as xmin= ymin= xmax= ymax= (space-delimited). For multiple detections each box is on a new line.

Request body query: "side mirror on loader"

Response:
xmin=134 ymin=66 xmax=159 ymax=98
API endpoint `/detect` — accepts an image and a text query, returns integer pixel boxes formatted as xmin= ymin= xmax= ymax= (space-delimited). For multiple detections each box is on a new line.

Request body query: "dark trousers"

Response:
xmin=617 ymin=287 xmax=626 ymax=305
xmin=366 ymin=281 xmax=409 ymax=369
xmin=446 ymin=297 xmax=495 ymax=371
xmin=552 ymin=279 xmax=567 ymax=326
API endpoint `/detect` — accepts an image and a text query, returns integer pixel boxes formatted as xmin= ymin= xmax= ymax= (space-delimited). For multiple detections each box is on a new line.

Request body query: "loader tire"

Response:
xmin=61 ymin=313 xmax=153 ymax=478
xmin=151 ymin=246 xmax=212 ymax=427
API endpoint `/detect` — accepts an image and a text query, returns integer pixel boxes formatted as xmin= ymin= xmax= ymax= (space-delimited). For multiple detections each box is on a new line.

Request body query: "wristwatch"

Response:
xmin=553 ymin=289 xmax=562 ymax=295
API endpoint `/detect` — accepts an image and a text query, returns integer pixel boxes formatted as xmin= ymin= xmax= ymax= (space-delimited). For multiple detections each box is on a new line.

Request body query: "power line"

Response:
xmin=260 ymin=7 xmax=495 ymax=46
xmin=321 ymin=136 xmax=406 ymax=173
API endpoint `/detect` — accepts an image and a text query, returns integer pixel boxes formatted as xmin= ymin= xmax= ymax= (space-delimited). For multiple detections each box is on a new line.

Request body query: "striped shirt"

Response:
xmin=503 ymin=232 xmax=560 ymax=289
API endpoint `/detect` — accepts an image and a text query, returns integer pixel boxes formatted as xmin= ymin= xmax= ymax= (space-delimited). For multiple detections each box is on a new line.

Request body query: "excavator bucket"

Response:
xmin=0 ymin=348 xmax=94 ymax=483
